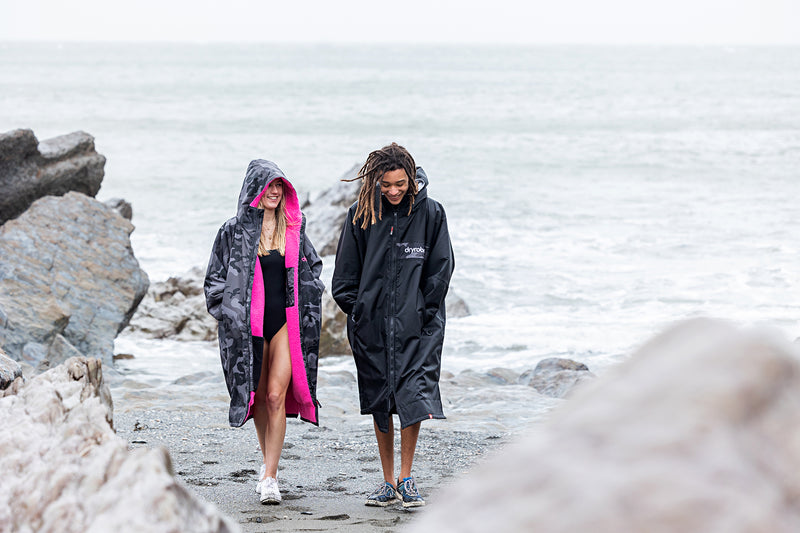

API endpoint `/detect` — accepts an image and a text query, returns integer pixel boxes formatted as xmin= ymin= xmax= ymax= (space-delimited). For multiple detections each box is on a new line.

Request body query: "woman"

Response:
xmin=204 ymin=159 xmax=324 ymax=504
xmin=332 ymin=143 xmax=454 ymax=507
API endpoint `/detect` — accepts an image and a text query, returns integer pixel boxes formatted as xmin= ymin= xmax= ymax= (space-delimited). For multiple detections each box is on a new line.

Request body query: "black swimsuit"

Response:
xmin=251 ymin=250 xmax=287 ymax=382
xmin=259 ymin=250 xmax=287 ymax=341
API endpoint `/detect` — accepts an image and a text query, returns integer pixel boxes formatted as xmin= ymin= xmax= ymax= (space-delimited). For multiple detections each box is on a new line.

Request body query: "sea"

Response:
xmin=2 ymin=42 xmax=799 ymax=383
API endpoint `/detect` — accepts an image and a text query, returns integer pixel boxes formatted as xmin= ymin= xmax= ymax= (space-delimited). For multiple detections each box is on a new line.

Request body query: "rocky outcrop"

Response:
xmin=416 ymin=319 xmax=800 ymax=533
xmin=446 ymin=362 xmax=594 ymax=396
xmin=0 ymin=192 xmax=149 ymax=369
xmin=0 ymin=356 xmax=237 ymax=532
xmin=301 ymin=163 xmax=361 ymax=256
xmin=320 ymin=289 xmax=350 ymax=356
xmin=126 ymin=266 xmax=217 ymax=342
xmin=519 ymin=357 xmax=596 ymax=398
xmin=0 ymin=129 xmax=105 ymax=225
xmin=104 ymin=197 xmax=133 ymax=220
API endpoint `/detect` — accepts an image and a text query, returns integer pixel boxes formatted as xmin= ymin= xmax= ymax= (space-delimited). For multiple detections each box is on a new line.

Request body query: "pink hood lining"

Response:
xmin=245 ymin=177 xmax=316 ymax=424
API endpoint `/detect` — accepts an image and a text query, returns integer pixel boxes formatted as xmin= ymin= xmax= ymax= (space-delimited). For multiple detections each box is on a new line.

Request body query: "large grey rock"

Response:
xmin=126 ymin=266 xmax=217 ymax=341
xmin=302 ymin=163 xmax=362 ymax=256
xmin=0 ymin=192 xmax=149 ymax=369
xmin=0 ymin=356 xmax=237 ymax=532
xmin=518 ymin=357 xmax=596 ymax=398
xmin=0 ymin=128 xmax=105 ymax=224
xmin=415 ymin=319 xmax=800 ymax=533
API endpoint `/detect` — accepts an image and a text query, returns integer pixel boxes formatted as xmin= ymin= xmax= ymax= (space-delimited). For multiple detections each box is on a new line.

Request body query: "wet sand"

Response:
xmin=111 ymin=366 xmax=557 ymax=532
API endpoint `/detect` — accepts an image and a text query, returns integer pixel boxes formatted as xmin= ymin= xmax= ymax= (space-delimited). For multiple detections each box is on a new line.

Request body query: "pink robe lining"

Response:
xmin=244 ymin=179 xmax=316 ymax=424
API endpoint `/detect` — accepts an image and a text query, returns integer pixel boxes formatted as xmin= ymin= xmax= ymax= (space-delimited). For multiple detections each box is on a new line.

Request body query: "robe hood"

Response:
xmin=238 ymin=159 xmax=301 ymax=226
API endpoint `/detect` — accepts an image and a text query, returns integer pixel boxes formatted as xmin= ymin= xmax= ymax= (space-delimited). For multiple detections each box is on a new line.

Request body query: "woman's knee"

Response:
xmin=266 ymin=388 xmax=286 ymax=412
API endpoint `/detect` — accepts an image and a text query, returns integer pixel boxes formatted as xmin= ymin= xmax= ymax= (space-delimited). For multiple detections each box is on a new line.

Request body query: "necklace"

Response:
xmin=261 ymin=215 xmax=276 ymax=241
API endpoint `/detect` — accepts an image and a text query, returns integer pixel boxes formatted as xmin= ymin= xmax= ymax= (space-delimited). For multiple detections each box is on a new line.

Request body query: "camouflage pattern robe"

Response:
xmin=204 ymin=159 xmax=324 ymax=427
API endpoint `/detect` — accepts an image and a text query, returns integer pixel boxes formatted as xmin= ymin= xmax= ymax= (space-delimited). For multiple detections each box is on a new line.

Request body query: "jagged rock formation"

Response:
xmin=301 ymin=163 xmax=361 ymax=257
xmin=126 ymin=266 xmax=217 ymax=342
xmin=0 ymin=356 xmax=237 ymax=532
xmin=0 ymin=192 xmax=148 ymax=370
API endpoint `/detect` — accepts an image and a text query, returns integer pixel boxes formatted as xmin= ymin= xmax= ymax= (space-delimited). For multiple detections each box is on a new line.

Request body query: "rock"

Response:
xmin=485 ymin=367 xmax=520 ymax=385
xmin=125 ymin=266 xmax=218 ymax=342
xmin=415 ymin=319 xmax=800 ymax=533
xmin=446 ymin=291 xmax=470 ymax=318
xmin=126 ymin=265 xmax=355 ymax=358
xmin=449 ymin=369 xmax=499 ymax=389
xmin=0 ymin=128 xmax=105 ymax=225
xmin=104 ymin=197 xmax=133 ymax=220
xmin=318 ymin=369 xmax=357 ymax=388
xmin=518 ymin=357 xmax=595 ymax=398
xmin=320 ymin=289 xmax=351 ymax=356
xmin=302 ymin=163 xmax=362 ymax=256
xmin=0 ymin=346 xmax=23 ymax=394
xmin=0 ymin=192 xmax=149 ymax=369
xmin=0 ymin=356 xmax=237 ymax=532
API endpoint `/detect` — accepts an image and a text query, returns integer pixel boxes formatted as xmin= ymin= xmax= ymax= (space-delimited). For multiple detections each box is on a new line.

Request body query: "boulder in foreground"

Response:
xmin=415 ymin=318 xmax=800 ymax=532
xmin=0 ymin=356 xmax=237 ymax=532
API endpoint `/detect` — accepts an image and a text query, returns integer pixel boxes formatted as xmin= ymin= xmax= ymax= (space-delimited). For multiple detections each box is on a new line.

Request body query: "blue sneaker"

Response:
xmin=396 ymin=477 xmax=425 ymax=508
xmin=365 ymin=482 xmax=399 ymax=507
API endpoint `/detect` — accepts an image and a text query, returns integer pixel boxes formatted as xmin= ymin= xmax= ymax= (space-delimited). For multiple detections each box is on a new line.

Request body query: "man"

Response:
xmin=332 ymin=142 xmax=454 ymax=508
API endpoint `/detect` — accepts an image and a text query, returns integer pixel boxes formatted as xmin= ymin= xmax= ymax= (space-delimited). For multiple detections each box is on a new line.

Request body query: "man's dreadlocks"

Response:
xmin=343 ymin=142 xmax=418 ymax=229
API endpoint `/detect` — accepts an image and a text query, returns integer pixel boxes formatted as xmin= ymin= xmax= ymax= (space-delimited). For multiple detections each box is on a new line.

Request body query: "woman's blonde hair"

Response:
xmin=257 ymin=181 xmax=287 ymax=256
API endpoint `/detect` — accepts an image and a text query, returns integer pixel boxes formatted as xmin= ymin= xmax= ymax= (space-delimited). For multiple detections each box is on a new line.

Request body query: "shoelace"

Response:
xmin=400 ymin=479 xmax=420 ymax=497
xmin=381 ymin=483 xmax=395 ymax=495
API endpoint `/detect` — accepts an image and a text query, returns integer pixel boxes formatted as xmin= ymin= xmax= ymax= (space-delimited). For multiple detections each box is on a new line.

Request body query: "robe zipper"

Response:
xmin=388 ymin=210 xmax=398 ymax=393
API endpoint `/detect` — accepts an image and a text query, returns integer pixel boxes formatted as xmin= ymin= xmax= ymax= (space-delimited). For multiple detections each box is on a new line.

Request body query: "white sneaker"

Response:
xmin=260 ymin=476 xmax=281 ymax=504
xmin=255 ymin=464 xmax=266 ymax=494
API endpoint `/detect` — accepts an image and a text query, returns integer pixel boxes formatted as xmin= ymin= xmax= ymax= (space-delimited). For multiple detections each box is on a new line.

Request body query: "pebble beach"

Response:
xmin=110 ymin=356 xmax=559 ymax=532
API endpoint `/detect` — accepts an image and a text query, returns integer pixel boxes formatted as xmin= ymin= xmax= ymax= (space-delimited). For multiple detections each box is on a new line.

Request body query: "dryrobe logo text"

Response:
xmin=397 ymin=242 xmax=426 ymax=259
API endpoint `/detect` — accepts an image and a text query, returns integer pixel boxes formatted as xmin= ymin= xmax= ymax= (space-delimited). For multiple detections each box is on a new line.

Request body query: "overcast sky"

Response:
xmin=2 ymin=0 xmax=799 ymax=45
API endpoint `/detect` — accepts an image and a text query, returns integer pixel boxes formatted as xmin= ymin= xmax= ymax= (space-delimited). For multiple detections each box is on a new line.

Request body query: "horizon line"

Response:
xmin=3 ymin=39 xmax=800 ymax=47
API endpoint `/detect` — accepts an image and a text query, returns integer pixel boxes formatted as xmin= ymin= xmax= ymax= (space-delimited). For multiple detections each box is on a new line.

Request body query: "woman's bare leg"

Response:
xmin=252 ymin=342 xmax=270 ymax=478
xmin=264 ymin=323 xmax=292 ymax=478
